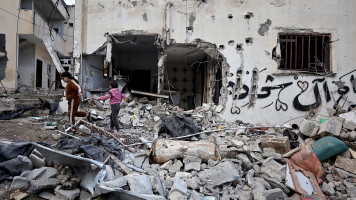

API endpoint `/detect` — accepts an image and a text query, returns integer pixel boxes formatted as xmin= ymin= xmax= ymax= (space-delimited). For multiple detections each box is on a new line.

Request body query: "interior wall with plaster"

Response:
xmin=81 ymin=0 xmax=356 ymax=125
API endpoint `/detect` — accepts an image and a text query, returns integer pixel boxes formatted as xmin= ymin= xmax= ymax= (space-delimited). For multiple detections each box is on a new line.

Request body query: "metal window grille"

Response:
xmin=278 ymin=33 xmax=331 ymax=72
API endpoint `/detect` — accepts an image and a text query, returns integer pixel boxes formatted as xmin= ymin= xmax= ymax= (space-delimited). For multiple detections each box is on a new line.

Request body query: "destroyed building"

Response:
xmin=71 ymin=0 xmax=356 ymax=125
xmin=0 ymin=0 xmax=73 ymax=92
xmin=1 ymin=1 xmax=356 ymax=200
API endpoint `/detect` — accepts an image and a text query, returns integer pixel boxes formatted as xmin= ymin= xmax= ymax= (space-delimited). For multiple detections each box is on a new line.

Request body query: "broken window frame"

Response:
xmin=278 ymin=33 xmax=331 ymax=73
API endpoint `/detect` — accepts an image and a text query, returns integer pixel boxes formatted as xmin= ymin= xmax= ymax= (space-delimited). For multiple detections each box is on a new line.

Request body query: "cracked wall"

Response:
xmin=82 ymin=0 xmax=356 ymax=125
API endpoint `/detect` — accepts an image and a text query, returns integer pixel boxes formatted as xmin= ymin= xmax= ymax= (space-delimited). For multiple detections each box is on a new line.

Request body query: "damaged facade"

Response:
xmin=0 ymin=0 xmax=73 ymax=91
xmin=72 ymin=0 xmax=356 ymax=125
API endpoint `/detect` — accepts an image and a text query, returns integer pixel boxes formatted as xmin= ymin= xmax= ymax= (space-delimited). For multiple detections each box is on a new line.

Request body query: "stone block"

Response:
xmin=21 ymin=167 xmax=59 ymax=181
xmin=262 ymin=148 xmax=282 ymax=160
xmin=169 ymin=160 xmax=183 ymax=173
xmin=29 ymin=154 xmax=45 ymax=169
xmin=259 ymin=135 xmax=290 ymax=154
xmin=349 ymin=131 xmax=356 ymax=141
xmin=335 ymin=156 xmax=356 ymax=175
xmin=78 ymin=125 xmax=91 ymax=135
xmin=54 ymin=186 xmax=80 ymax=200
xmin=183 ymin=156 xmax=201 ymax=172
xmin=127 ymin=174 xmax=153 ymax=194
xmin=102 ymin=176 xmax=127 ymax=188
xmin=261 ymin=158 xmax=286 ymax=182
xmin=198 ymin=161 xmax=240 ymax=186
xmin=317 ymin=120 xmax=342 ymax=137
xmin=189 ymin=190 xmax=203 ymax=200
xmin=170 ymin=178 xmax=187 ymax=195
xmin=236 ymin=153 xmax=252 ymax=170
xmin=322 ymin=182 xmax=335 ymax=196
xmin=79 ymin=189 xmax=92 ymax=200
xmin=10 ymin=176 xmax=30 ymax=191
xmin=161 ymin=160 xmax=173 ymax=170
xmin=28 ymin=178 xmax=61 ymax=193
xmin=299 ymin=119 xmax=319 ymax=137
xmin=264 ymin=188 xmax=286 ymax=200
xmin=339 ymin=111 xmax=356 ymax=131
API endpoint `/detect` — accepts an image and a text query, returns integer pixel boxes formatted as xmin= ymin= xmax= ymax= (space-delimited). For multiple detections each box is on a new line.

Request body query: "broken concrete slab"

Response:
xmin=160 ymin=160 xmax=173 ymax=170
xmin=170 ymin=178 xmax=187 ymax=196
xmin=343 ymin=180 xmax=356 ymax=198
xmin=264 ymin=188 xmax=286 ymax=200
xmin=263 ymin=175 xmax=290 ymax=194
xmin=189 ymin=190 xmax=203 ymax=200
xmin=54 ymin=186 xmax=80 ymax=200
xmin=299 ymin=119 xmax=319 ymax=137
xmin=317 ymin=119 xmax=343 ymax=137
xmin=20 ymin=167 xmax=59 ymax=181
xmin=339 ymin=111 xmax=356 ymax=131
xmin=28 ymin=178 xmax=61 ymax=193
xmin=335 ymin=156 xmax=356 ymax=175
xmin=10 ymin=176 xmax=30 ymax=191
xmin=259 ymin=135 xmax=290 ymax=154
xmin=335 ymin=167 xmax=356 ymax=179
xmin=198 ymin=161 xmax=240 ymax=186
xmin=10 ymin=190 xmax=29 ymax=200
xmin=236 ymin=153 xmax=252 ymax=170
xmin=127 ymin=174 xmax=153 ymax=194
xmin=183 ymin=156 xmax=201 ymax=172
xmin=168 ymin=160 xmax=183 ymax=173
xmin=261 ymin=158 xmax=286 ymax=182
xmin=29 ymin=154 xmax=45 ymax=169
xmin=140 ymin=194 xmax=166 ymax=200
xmin=349 ymin=131 xmax=356 ymax=141
xmin=262 ymin=148 xmax=282 ymax=160
xmin=322 ymin=182 xmax=336 ymax=196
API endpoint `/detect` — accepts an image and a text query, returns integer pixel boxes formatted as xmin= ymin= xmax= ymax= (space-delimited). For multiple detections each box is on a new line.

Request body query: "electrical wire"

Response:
xmin=0 ymin=7 xmax=73 ymax=38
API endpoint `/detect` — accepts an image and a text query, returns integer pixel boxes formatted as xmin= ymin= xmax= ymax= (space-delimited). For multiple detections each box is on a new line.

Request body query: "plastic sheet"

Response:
xmin=159 ymin=114 xmax=201 ymax=137
xmin=0 ymin=106 xmax=34 ymax=120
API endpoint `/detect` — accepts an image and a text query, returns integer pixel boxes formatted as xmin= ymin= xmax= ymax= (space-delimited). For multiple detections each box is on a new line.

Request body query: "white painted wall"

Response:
xmin=83 ymin=0 xmax=356 ymax=125
xmin=18 ymin=43 xmax=35 ymax=87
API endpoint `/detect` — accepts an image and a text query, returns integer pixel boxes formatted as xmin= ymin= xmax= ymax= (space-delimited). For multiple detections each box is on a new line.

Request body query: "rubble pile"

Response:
xmin=1 ymin=94 xmax=356 ymax=199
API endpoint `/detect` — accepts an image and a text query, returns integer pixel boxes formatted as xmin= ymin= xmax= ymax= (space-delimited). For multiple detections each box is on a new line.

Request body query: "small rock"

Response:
xmin=318 ymin=119 xmax=342 ymax=137
xmin=322 ymin=182 xmax=336 ymax=196
xmin=207 ymin=159 xmax=219 ymax=168
xmin=189 ymin=190 xmax=203 ymax=200
xmin=161 ymin=160 xmax=173 ymax=170
xmin=264 ymin=188 xmax=286 ymax=200
xmin=299 ymin=119 xmax=319 ymax=137
xmin=54 ymin=186 xmax=80 ymax=200
xmin=29 ymin=154 xmax=45 ymax=168
xmin=183 ymin=156 xmax=201 ymax=172
xmin=236 ymin=154 xmax=252 ymax=170
xmin=10 ymin=176 xmax=30 ymax=191
xmin=28 ymin=178 xmax=61 ymax=193
xmin=198 ymin=161 xmax=240 ymax=186
xmin=127 ymin=174 xmax=153 ymax=194
xmin=78 ymin=125 xmax=91 ymax=135
xmin=261 ymin=158 xmax=286 ymax=182
xmin=215 ymin=105 xmax=223 ymax=113
xmin=169 ymin=160 xmax=183 ymax=173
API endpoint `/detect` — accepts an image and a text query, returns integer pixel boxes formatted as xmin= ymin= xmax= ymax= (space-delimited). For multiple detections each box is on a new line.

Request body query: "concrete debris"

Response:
xmin=259 ymin=135 xmax=290 ymax=154
xmin=3 ymin=90 xmax=356 ymax=200
xmin=317 ymin=119 xmax=342 ymax=137
xmin=127 ymin=174 xmax=153 ymax=194
xmin=198 ymin=161 xmax=240 ymax=186
xmin=299 ymin=119 xmax=319 ymax=137
xmin=261 ymin=158 xmax=286 ymax=182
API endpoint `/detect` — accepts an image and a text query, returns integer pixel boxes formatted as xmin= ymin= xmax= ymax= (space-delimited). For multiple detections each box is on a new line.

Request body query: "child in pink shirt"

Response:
xmin=97 ymin=80 xmax=125 ymax=134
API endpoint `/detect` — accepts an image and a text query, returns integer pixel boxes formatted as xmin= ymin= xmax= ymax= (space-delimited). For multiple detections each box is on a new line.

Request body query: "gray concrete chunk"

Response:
xmin=28 ymin=178 xmax=61 ymax=193
xmin=198 ymin=161 xmax=240 ymax=186
xmin=261 ymin=158 xmax=286 ymax=182
xmin=169 ymin=160 xmax=183 ymax=173
xmin=318 ymin=119 xmax=342 ymax=137
xmin=236 ymin=154 xmax=252 ymax=170
xmin=21 ymin=167 xmax=59 ymax=181
xmin=127 ymin=174 xmax=153 ymax=194
xmin=264 ymin=188 xmax=286 ymax=200
xmin=55 ymin=186 xmax=80 ymax=200
xmin=299 ymin=119 xmax=319 ymax=137
xmin=10 ymin=176 xmax=30 ymax=191
xmin=183 ymin=156 xmax=201 ymax=172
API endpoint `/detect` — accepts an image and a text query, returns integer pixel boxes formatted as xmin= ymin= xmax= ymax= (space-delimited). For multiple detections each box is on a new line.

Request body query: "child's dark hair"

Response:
xmin=109 ymin=80 xmax=118 ymax=88
xmin=61 ymin=71 xmax=72 ymax=78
